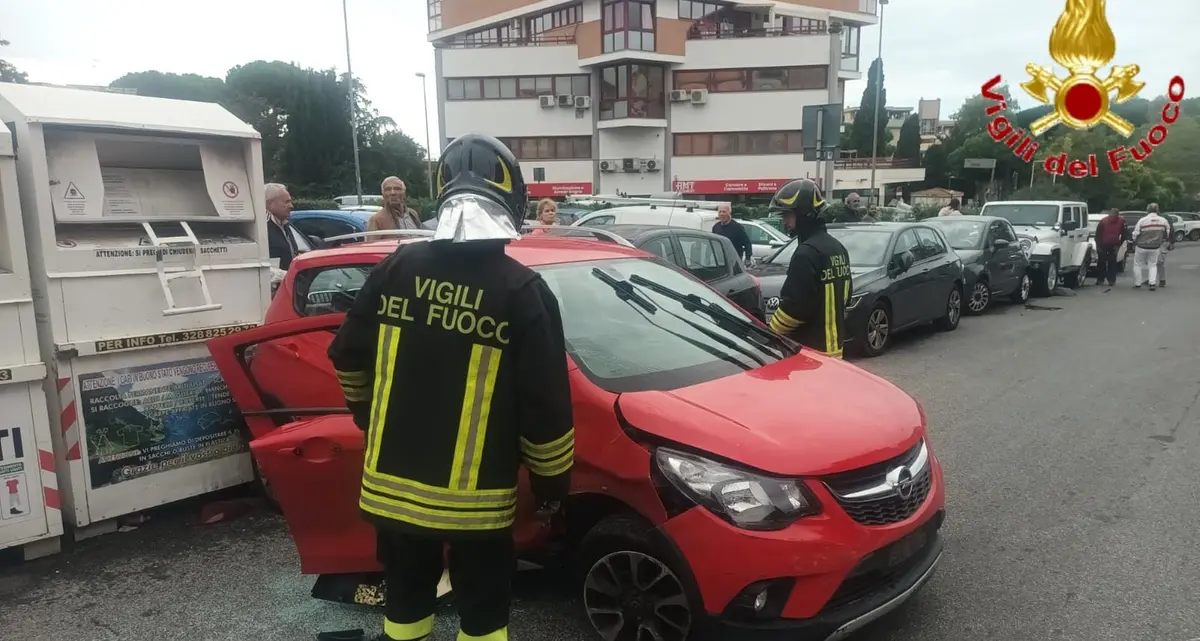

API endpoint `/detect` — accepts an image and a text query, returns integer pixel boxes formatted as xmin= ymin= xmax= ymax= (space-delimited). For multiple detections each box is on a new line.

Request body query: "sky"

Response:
xmin=3 ymin=0 xmax=1197 ymax=160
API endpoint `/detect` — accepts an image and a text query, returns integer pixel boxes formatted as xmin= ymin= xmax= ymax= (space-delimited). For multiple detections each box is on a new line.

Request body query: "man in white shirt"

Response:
xmin=938 ymin=198 xmax=963 ymax=216
xmin=1131 ymin=203 xmax=1170 ymax=291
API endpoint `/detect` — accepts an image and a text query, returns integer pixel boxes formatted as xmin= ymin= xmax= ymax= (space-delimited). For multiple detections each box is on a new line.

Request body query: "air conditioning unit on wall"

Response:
xmin=640 ymin=159 xmax=660 ymax=173
xmin=621 ymin=158 xmax=638 ymax=172
xmin=599 ymin=160 xmax=618 ymax=173
xmin=690 ymin=89 xmax=709 ymax=104
xmin=557 ymin=94 xmax=574 ymax=107
xmin=574 ymin=95 xmax=592 ymax=110
xmin=669 ymin=89 xmax=689 ymax=102
xmin=539 ymin=95 xmax=555 ymax=108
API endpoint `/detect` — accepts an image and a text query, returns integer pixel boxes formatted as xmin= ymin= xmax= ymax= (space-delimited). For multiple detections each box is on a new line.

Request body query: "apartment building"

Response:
xmin=842 ymin=98 xmax=954 ymax=154
xmin=429 ymin=0 xmax=923 ymax=201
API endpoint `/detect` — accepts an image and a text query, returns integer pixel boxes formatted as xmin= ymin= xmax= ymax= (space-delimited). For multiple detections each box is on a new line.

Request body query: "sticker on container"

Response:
xmin=79 ymin=357 xmax=249 ymax=489
xmin=0 ymin=468 xmax=29 ymax=520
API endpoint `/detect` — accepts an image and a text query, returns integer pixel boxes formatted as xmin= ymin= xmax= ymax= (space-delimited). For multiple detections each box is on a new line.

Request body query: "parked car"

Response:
xmin=334 ymin=194 xmax=384 ymax=209
xmin=290 ymin=210 xmax=373 ymax=242
xmin=751 ymin=223 xmax=964 ymax=357
xmin=1085 ymin=213 xmax=1129 ymax=276
xmin=979 ymin=200 xmax=1091 ymax=296
xmin=208 ymin=234 xmax=945 ymax=641
xmin=1167 ymin=212 xmax=1200 ymax=241
xmin=576 ymin=207 xmax=786 ymax=260
xmin=925 ymin=216 xmax=1032 ymax=314
xmin=603 ymin=224 xmax=763 ymax=317
xmin=741 ymin=219 xmax=791 ymax=260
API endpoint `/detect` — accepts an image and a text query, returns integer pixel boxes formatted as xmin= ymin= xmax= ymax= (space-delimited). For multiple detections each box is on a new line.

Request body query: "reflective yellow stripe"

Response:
xmin=337 ymin=369 xmax=372 ymax=401
xmin=520 ymin=428 xmax=574 ymax=477
xmin=362 ymin=469 xmax=517 ymax=509
xmin=449 ymin=344 xmax=502 ymax=491
xmin=360 ymin=491 xmax=516 ymax=531
xmin=366 ymin=325 xmax=401 ymax=470
xmin=337 ymin=369 xmax=369 ymax=385
xmin=457 ymin=627 xmax=508 ymax=641
xmin=823 ymin=283 xmax=834 ymax=353
xmin=385 ymin=615 xmax=433 ymax=641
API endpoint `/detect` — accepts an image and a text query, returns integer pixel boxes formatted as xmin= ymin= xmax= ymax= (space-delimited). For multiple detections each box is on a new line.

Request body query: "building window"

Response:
xmin=673 ymin=131 xmax=803 ymax=156
xmin=673 ymin=66 xmax=828 ymax=93
xmin=529 ymin=3 xmax=582 ymax=35
xmin=457 ymin=23 xmax=522 ymax=47
xmin=446 ymin=75 xmax=590 ymax=100
xmin=603 ymin=0 xmax=655 ymax=53
xmin=841 ymin=25 xmax=860 ymax=56
xmin=600 ymin=64 xmax=665 ymax=120
xmin=677 ymin=0 xmax=723 ymax=19
xmin=499 ymin=136 xmax=593 ymax=160
xmin=428 ymin=0 xmax=441 ymax=31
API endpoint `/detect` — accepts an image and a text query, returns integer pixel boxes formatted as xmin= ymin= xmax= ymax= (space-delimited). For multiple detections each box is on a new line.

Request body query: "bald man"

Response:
xmin=367 ymin=176 xmax=422 ymax=231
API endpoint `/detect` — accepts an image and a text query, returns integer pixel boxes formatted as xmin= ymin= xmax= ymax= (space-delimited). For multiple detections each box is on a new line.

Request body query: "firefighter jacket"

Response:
xmin=768 ymin=227 xmax=852 ymax=358
xmin=327 ymin=240 xmax=574 ymax=534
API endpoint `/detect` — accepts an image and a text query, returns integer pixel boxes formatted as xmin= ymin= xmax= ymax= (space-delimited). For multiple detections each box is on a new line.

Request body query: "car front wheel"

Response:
xmin=1189 ymin=229 xmax=1200 ymax=241
xmin=1010 ymin=272 xmax=1032 ymax=304
xmin=1032 ymin=260 xmax=1058 ymax=297
xmin=857 ymin=302 xmax=892 ymax=357
xmin=1174 ymin=230 xmax=1185 ymax=243
xmin=934 ymin=285 xmax=962 ymax=331
xmin=966 ymin=279 xmax=990 ymax=315
xmin=579 ymin=514 xmax=695 ymax=641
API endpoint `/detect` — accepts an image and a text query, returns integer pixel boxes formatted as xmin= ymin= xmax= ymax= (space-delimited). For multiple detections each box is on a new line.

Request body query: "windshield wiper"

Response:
xmin=591 ymin=267 xmax=657 ymax=313
xmin=627 ymin=274 xmax=796 ymax=357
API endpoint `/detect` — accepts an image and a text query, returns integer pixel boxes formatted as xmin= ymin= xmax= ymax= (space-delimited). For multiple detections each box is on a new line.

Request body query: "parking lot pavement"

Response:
xmin=3 ymin=245 xmax=1199 ymax=641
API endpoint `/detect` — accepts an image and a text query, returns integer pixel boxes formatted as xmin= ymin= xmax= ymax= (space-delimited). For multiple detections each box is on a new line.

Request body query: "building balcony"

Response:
xmin=685 ymin=24 xmax=825 ymax=41
xmin=435 ymin=34 xmax=577 ymax=49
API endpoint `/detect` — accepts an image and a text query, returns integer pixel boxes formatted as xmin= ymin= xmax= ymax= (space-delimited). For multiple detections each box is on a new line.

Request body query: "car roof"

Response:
xmin=292 ymin=209 xmax=373 ymax=221
xmin=983 ymin=200 xmax=1085 ymax=206
xmin=290 ymin=235 xmax=651 ymax=271
xmin=828 ymin=221 xmax=915 ymax=231
xmin=925 ymin=215 xmax=1005 ymax=224
xmin=604 ymin=224 xmax=674 ymax=241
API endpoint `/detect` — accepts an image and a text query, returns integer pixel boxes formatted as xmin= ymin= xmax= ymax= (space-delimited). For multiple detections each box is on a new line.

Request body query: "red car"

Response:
xmin=208 ymin=234 xmax=945 ymax=641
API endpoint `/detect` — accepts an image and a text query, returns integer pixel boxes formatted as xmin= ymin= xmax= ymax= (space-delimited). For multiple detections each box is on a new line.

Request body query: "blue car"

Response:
xmin=289 ymin=210 xmax=374 ymax=241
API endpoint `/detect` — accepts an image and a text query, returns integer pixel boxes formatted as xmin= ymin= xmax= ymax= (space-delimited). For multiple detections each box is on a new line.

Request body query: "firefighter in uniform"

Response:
xmin=766 ymin=179 xmax=852 ymax=358
xmin=327 ymin=133 xmax=574 ymax=641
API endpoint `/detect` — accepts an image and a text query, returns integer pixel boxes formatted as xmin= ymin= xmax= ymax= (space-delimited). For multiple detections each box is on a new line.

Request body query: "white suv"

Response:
xmin=978 ymin=200 xmax=1091 ymax=296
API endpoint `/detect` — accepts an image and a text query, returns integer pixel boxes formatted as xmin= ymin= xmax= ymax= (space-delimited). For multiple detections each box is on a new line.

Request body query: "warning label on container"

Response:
xmin=93 ymin=246 xmax=230 ymax=259
xmin=93 ymin=323 xmax=258 ymax=353
xmin=62 ymin=182 xmax=87 ymax=216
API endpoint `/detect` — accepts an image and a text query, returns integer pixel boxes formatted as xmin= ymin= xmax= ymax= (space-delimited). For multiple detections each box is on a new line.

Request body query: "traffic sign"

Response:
xmin=803 ymin=148 xmax=838 ymax=162
xmin=802 ymin=103 xmax=843 ymax=150
xmin=964 ymin=158 xmax=997 ymax=169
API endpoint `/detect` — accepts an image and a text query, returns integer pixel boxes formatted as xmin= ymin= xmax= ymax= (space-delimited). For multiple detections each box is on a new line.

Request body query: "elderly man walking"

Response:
xmin=367 ymin=176 xmax=422 ymax=231
xmin=1131 ymin=203 xmax=1170 ymax=291
xmin=711 ymin=202 xmax=753 ymax=264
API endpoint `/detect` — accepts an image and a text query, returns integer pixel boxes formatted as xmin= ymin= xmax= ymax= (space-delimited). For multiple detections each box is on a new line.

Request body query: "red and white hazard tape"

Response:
xmin=57 ymin=377 xmax=80 ymax=462
xmin=38 ymin=448 xmax=59 ymax=511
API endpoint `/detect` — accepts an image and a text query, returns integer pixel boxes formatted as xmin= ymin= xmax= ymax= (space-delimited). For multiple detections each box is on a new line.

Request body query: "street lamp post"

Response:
xmin=342 ymin=0 xmax=364 ymax=202
xmin=867 ymin=0 xmax=889 ymax=206
xmin=415 ymin=72 xmax=434 ymax=198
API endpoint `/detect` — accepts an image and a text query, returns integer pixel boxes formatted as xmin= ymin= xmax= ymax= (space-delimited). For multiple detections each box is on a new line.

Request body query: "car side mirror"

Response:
xmin=891 ymin=251 xmax=914 ymax=274
xmin=993 ymin=238 xmax=1011 ymax=249
xmin=769 ymin=241 xmax=785 ymax=248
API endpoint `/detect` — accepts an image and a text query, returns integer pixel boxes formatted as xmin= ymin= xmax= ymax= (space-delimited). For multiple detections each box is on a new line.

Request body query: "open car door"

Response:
xmin=208 ymin=315 xmax=552 ymax=577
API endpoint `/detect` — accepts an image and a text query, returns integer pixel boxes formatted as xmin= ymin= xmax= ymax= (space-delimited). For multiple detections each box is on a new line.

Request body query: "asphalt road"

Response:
xmin=3 ymin=244 xmax=1198 ymax=641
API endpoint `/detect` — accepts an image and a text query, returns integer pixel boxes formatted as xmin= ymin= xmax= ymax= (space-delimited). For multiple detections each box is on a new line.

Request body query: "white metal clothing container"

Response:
xmin=0 ymin=127 xmax=63 ymax=559
xmin=0 ymin=83 xmax=270 ymax=536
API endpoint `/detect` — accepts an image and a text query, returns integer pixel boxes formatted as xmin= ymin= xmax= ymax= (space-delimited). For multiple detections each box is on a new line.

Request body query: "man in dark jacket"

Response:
xmin=711 ymin=202 xmax=753 ymax=263
xmin=1094 ymin=208 xmax=1126 ymax=287
xmin=834 ymin=192 xmax=864 ymax=223
xmin=328 ymin=134 xmax=573 ymax=641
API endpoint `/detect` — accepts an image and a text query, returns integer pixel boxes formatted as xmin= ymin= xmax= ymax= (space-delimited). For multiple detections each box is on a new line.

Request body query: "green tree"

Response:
xmin=109 ymin=71 xmax=228 ymax=102
xmin=1010 ymin=183 xmax=1079 ymax=201
xmin=919 ymin=143 xmax=949 ymax=188
xmin=895 ymin=114 xmax=921 ymax=161
xmin=0 ymin=38 xmax=28 ymax=83
xmin=845 ymin=58 xmax=889 ymax=158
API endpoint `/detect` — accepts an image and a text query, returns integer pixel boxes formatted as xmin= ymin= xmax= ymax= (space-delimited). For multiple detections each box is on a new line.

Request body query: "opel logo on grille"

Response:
xmin=887 ymin=465 xmax=915 ymax=500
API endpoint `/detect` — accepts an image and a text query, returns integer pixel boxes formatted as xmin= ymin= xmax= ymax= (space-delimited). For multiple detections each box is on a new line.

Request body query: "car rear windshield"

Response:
xmin=928 ymin=219 xmax=986 ymax=250
xmin=535 ymin=258 xmax=785 ymax=393
xmin=767 ymin=229 xmax=892 ymax=266
xmin=983 ymin=204 xmax=1059 ymax=226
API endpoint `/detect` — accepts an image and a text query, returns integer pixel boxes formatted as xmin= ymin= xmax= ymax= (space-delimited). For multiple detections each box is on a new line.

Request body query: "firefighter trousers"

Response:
xmin=377 ymin=528 xmax=515 ymax=641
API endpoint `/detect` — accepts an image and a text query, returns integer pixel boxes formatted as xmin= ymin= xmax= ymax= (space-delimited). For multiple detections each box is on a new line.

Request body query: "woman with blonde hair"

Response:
xmin=530 ymin=198 xmax=558 ymax=235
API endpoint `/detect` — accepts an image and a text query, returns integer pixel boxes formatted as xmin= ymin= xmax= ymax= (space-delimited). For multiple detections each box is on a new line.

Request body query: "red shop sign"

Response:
xmin=528 ymin=182 xmax=593 ymax=197
xmin=672 ymin=178 xmax=821 ymax=194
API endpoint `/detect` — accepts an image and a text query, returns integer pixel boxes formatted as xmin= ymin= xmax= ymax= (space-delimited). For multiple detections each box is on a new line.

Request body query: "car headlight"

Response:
xmin=1017 ymin=237 xmax=1033 ymax=258
xmin=655 ymin=448 xmax=819 ymax=530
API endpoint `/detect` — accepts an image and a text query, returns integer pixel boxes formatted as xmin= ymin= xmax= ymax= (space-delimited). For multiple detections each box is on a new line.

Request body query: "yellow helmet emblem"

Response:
xmin=485 ymin=160 xmax=513 ymax=194
xmin=813 ymin=192 xmax=825 ymax=208
xmin=777 ymin=190 xmax=799 ymax=206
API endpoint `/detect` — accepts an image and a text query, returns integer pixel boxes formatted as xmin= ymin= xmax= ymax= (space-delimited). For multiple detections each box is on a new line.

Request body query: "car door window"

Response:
xmin=743 ymin=223 xmax=770 ymax=245
xmin=292 ymin=264 xmax=373 ymax=316
xmin=678 ymin=235 xmax=727 ymax=281
xmin=997 ymin=221 xmax=1018 ymax=242
xmin=294 ymin=218 xmax=360 ymax=240
xmin=892 ymin=229 xmax=920 ymax=264
xmin=638 ymin=235 xmax=679 ymax=265
xmin=914 ymin=228 xmax=947 ymax=261
xmin=580 ymin=215 xmax=616 ymax=227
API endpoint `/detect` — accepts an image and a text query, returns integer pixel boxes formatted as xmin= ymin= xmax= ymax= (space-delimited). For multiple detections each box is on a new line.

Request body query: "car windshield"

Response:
xmin=928 ymin=219 xmax=986 ymax=250
xmin=984 ymin=204 xmax=1059 ymax=226
xmin=535 ymin=258 xmax=786 ymax=393
xmin=1087 ymin=218 xmax=1101 ymax=233
xmin=765 ymin=229 xmax=892 ymax=266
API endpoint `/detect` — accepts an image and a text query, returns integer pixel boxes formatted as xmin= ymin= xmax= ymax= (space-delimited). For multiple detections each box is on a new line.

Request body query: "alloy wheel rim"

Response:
xmin=948 ymin=289 xmax=961 ymax=324
xmin=968 ymin=282 xmax=989 ymax=312
xmin=1047 ymin=264 xmax=1058 ymax=291
xmin=1020 ymin=275 xmax=1031 ymax=300
xmin=584 ymin=551 xmax=692 ymax=641
xmin=867 ymin=308 xmax=890 ymax=350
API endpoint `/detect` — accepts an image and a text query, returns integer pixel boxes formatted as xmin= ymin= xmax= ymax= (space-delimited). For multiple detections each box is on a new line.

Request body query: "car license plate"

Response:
xmin=887 ymin=528 xmax=928 ymax=566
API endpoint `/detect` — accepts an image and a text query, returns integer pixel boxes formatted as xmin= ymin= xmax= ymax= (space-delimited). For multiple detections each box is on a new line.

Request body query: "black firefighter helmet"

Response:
xmin=435 ymin=133 xmax=528 ymax=227
xmin=769 ymin=179 xmax=827 ymax=236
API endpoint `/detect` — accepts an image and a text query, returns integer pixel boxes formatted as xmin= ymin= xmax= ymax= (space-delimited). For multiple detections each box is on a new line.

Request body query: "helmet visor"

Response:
xmin=433 ymin=193 xmax=520 ymax=243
